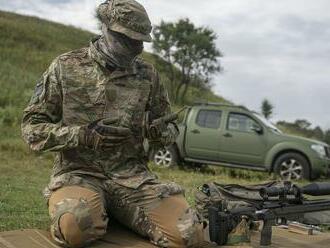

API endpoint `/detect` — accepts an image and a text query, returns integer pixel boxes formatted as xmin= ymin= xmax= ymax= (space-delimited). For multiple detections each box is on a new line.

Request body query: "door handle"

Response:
xmin=223 ymin=133 xmax=233 ymax=138
xmin=191 ymin=129 xmax=200 ymax=134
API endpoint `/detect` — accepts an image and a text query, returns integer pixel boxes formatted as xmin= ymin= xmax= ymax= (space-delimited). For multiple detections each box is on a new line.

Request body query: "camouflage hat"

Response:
xmin=97 ymin=0 xmax=152 ymax=42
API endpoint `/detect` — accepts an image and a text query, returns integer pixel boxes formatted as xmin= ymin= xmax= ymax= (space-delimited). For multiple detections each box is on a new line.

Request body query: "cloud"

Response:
xmin=0 ymin=0 xmax=104 ymax=32
xmin=1 ymin=0 xmax=330 ymax=129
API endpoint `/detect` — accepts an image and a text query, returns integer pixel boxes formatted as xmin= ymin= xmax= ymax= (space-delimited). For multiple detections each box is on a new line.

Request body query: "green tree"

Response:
xmin=153 ymin=18 xmax=222 ymax=103
xmin=261 ymin=99 xmax=274 ymax=119
xmin=152 ymin=21 xmax=176 ymax=99
xmin=294 ymin=119 xmax=312 ymax=130
xmin=324 ymin=129 xmax=330 ymax=145
xmin=313 ymin=126 xmax=324 ymax=141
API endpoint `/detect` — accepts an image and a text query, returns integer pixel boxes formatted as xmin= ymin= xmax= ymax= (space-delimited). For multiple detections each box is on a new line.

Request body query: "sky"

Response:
xmin=1 ymin=0 xmax=330 ymax=129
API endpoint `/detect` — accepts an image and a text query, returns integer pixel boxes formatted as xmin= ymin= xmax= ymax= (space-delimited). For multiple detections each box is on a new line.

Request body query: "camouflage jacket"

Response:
xmin=21 ymin=38 xmax=174 ymax=189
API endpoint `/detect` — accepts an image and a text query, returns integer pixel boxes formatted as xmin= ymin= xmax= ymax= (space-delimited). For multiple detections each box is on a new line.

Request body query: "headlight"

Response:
xmin=311 ymin=144 xmax=326 ymax=157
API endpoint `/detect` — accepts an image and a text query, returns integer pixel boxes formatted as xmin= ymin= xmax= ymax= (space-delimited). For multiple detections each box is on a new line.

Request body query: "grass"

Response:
xmin=0 ymin=131 xmax=273 ymax=232
xmin=0 ymin=11 xmax=226 ymax=128
xmin=0 ymin=11 xmax=227 ymax=231
xmin=0 ymin=11 xmax=329 ymax=233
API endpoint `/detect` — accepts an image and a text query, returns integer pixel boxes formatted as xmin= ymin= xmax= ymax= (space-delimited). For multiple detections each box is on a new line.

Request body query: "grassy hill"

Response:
xmin=1 ymin=10 xmax=330 ymax=234
xmin=0 ymin=11 xmax=267 ymax=231
xmin=0 ymin=10 xmax=226 ymax=128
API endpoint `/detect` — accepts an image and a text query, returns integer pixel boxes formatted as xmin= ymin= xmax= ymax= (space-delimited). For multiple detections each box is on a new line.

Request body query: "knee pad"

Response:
xmin=146 ymin=195 xmax=204 ymax=248
xmin=176 ymin=207 xmax=205 ymax=248
xmin=51 ymin=198 xmax=106 ymax=247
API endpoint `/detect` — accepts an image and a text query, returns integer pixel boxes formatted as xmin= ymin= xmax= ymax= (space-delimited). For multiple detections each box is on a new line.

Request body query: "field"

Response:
xmin=0 ymin=125 xmax=272 ymax=231
xmin=0 ymin=11 xmax=329 ymax=233
xmin=0 ymin=11 xmax=262 ymax=232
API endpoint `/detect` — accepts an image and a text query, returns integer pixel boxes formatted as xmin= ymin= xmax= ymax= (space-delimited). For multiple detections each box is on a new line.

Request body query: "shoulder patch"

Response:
xmin=29 ymin=77 xmax=45 ymax=105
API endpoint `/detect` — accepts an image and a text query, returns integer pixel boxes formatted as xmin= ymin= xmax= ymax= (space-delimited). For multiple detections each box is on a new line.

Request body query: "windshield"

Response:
xmin=253 ymin=113 xmax=282 ymax=133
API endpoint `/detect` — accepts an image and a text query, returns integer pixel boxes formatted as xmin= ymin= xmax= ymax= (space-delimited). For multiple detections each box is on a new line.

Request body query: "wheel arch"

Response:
xmin=270 ymin=149 xmax=311 ymax=174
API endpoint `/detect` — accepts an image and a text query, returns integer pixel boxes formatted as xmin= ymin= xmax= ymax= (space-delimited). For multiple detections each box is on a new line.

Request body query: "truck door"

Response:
xmin=185 ymin=109 xmax=222 ymax=160
xmin=219 ymin=112 xmax=267 ymax=166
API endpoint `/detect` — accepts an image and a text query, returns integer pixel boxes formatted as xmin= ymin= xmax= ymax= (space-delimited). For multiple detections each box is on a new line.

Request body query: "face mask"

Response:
xmin=99 ymin=24 xmax=144 ymax=69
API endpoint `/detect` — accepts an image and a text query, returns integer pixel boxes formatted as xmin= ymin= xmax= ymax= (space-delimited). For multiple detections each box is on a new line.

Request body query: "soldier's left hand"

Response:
xmin=158 ymin=123 xmax=179 ymax=147
xmin=79 ymin=118 xmax=133 ymax=150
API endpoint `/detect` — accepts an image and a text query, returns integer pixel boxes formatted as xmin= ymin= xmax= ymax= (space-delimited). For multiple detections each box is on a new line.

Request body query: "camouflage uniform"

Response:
xmin=21 ymin=1 xmax=204 ymax=247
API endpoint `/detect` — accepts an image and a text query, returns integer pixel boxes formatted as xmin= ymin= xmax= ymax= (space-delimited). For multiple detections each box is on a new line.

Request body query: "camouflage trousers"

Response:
xmin=44 ymin=173 xmax=204 ymax=248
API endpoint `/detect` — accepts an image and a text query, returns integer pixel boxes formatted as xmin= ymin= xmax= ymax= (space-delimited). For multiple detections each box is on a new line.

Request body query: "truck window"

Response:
xmin=196 ymin=110 xmax=222 ymax=129
xmin=228 ymin=113 xmax=258 ymax=132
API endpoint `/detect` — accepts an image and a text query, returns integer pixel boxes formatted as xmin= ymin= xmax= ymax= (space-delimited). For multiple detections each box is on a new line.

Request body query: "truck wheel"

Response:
xmin=153 ymin=146 xmax=179 ymax=168
xmin=274 ymin=152 xmax=310 ymax=180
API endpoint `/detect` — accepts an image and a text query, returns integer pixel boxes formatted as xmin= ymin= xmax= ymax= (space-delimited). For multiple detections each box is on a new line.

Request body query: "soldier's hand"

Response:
xmin=159 ymin=123 xmax=179 ymax=146
xmin=148 ymin=122 xmax=179 ymax=147
xmin=79 ymin=118 xmax=132 ymax=150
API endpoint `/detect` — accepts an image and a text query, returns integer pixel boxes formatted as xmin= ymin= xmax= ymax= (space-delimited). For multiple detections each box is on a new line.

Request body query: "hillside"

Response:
xmin=0 ymin=11 xmax=233 ymax=231
xmin=0 ymin=11 xmax=227 ymax=128
xmin=1 ymin=11 xmax=329 ymax=233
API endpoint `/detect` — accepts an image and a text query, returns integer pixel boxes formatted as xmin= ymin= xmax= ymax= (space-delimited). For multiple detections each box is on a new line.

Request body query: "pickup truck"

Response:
xmin=152 ymin=103 xmax=330 ymax=180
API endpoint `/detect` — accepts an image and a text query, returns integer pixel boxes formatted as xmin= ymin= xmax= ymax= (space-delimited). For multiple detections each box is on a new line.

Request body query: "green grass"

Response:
xmin=1 ymin=11 xmax=328 ymax=233
xmin=0 ymin=11 xmax=229 ymax=231
xmin=0 ymin=138 xmax=52 ymax=230
xmin=0 ymin=132 xmax=273 ymax=231
xmin=0 ymin=11 xmax=226 ymax=128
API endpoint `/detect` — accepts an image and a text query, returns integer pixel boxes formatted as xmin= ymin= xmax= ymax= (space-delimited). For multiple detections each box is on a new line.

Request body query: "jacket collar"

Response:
xmin=89 ymin=36 xmax=137 ymax=80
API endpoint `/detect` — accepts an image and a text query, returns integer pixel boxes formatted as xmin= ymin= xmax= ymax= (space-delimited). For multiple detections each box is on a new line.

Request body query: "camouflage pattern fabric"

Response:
xmin=22 ymin=37 xmax=173 ymax=189
xmin=46 ymin=173 xmax=204 ymax=247
xmin=194 ymin=182 xmax=266 ymax=246
xmin=97 ymin=0 xmax=152 ymax=42
xmin=21 ymin=35 xmax=203 ymax=247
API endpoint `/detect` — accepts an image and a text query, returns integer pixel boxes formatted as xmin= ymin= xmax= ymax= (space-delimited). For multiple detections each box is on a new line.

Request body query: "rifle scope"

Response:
xmin=260 ymin=182 xmax=330 ymax=199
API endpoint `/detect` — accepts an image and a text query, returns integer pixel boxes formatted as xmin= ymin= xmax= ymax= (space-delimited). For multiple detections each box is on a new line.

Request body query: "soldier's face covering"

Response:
xmin=99 ymin=24 xmax=144 ymax=69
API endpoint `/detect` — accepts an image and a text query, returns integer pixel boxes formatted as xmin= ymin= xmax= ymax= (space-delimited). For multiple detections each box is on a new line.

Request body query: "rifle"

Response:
xmin=144 ymin=107 xmax=186 ymax=140
xmin=208 ymin=181 xmax=330 ymax=246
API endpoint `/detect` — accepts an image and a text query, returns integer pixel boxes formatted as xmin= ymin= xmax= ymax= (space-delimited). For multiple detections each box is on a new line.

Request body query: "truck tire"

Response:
xmin=273 ymin=152 xmax=310 ymax=180
xmin=152 ymin=146 xmax=179 ymax=168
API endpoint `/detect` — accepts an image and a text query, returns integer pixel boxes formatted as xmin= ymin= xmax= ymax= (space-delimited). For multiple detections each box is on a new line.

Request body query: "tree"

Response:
xmin=294 ymin=119 xmax=312 ymax=130
xmin=152 ymin=21 xmax=176 ymax=98
xmin=261 ymin=99 xmax=274 ymax=119
xmin=153 ymin=18 xmax=222 ymax=103
xmin=324 ymin=129 xmax=330 ymax=145
xmin=313 ymin=126 xmax=324 ymax=141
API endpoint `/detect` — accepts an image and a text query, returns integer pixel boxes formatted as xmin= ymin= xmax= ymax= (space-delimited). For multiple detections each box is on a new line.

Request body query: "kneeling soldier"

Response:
xmin=21 ymin=0 xmax=204 ymax=247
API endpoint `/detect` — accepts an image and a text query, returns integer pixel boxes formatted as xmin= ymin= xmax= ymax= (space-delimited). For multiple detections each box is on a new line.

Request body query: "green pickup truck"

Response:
xmin=152 ymin=103 xmax=330 ymax=180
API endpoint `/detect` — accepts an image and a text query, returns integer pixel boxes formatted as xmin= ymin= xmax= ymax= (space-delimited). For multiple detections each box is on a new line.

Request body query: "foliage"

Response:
xmin=261 ymin=99 xmax=274 ymax=120
xmin=0 ymin=11 xmax=226 ymax=128
xmin=277 ymin=119 xmax=330 ymax=144
xmin=153 ymin=19 xmax=222 ymax=103
xmin=0 ymin=12 xmax=230 ymax=231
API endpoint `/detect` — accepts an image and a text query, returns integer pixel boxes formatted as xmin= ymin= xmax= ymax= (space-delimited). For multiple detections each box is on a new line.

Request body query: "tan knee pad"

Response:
xmin=59 ymin=213 xmax=84 ymax=247
xmin=148 ymin=194 xmax=204 ymax=248
xmin=49 ymin=186 xmax=108 ymax=247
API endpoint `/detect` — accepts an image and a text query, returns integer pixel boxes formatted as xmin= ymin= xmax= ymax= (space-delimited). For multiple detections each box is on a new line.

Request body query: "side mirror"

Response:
xmin=251 ymin=124 xmax=263 ymax=134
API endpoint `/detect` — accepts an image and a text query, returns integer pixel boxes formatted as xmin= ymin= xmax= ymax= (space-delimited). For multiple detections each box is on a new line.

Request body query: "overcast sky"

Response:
xmin=1 ymin=0 xmax=330 ymax=129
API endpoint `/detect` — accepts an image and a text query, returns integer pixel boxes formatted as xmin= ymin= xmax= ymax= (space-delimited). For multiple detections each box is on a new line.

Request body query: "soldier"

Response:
xmin=21 ymin=0 xmax=204 ymax=247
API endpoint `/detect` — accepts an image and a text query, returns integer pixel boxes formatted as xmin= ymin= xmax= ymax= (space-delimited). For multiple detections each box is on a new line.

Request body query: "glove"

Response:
xmin=149 ymin=122 xmax=179 ymax=147
xmin=159 ymin=123 xmax=179 ymax=146
xmin=79 ymin=118 xmax=132 ymax=150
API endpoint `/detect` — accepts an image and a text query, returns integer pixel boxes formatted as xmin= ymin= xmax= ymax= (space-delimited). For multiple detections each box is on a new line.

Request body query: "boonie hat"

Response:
xmin=97 ymin=0 xmax=152 ymax=42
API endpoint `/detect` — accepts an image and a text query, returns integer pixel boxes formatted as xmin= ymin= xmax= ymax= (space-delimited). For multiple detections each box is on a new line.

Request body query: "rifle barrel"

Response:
xmin=302 ymin=182 xmax=330 ymax=196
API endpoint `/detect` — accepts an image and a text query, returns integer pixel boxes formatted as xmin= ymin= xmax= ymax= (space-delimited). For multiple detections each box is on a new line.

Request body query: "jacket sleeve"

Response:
xmin=21 ymin=58 xmax=81 ymax=152
xmin=148 ymin=67 xmax=179 ymax=147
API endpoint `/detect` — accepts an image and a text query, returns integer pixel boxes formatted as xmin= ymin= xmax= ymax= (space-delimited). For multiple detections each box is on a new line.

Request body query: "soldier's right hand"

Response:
xmin=79 ymin=118 xmax=132 ymax=150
